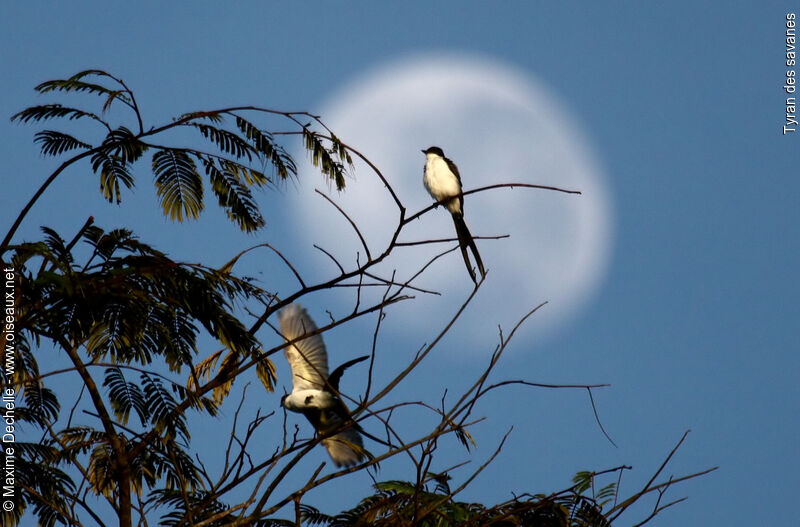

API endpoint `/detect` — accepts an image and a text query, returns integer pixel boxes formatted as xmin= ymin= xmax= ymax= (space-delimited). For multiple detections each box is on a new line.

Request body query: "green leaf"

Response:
xmin=153 ymin=442 xmax=201 ymax=492
xmin=87 ymin=443 xmax=116 ymax=497
xmin=15 ymin=442 xmax=76 ymax=525
xmin=91 ymin=149 xmax=134 ymax=204
xmin=40 ymin=226 xmax=74 ymax=267
xmin=141 ymin=373 xmax=189 ymax=441
xmin=33 ymin=130 xmax=92 ymax=156
xmin=202 ymin=157 xmax=265 ymax=232
xmin=176 ymin=110 xmax=225 ymax=124
xmin=303 ymin=129 xmax=346 ymax=190
xmin=83 ymin=226 xmax=162 ymax=261
xmin=11 ymin=104 xmax=108 ymax=126
xmin=18 ymin=382 xmax=60 ymax=428
xmin=210 ymin=351 xmax=238 ymax=404
xmin=375 ymin=480 xmax=417 ymax=495
xmin=58 ymin=427 xmax=107 ymax=458
xmin=233 ymin=115 xmax=297 ymax=180
xmin=234 ymin=116 xmax=275 ymax=157
xmin=190 ymin=122 xmax=254 ymax=160
xmin=102 ymin=126 xmax=147 ymax=164
xmin=103 ymin=367 xmax=148 ymax=425
xmin=36 ymin=78 xmax=127 ymax=100
xmin=152 ymin=149 xmax=204 ymax=221
xmin=255 ymin=355 xmax=276 ymax=393
xmin=572 ymin=471 xmax=594 ymax=494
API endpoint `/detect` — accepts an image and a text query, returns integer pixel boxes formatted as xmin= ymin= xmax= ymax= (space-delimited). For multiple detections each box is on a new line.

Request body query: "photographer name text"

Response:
xmin=3 ymin=268 xmax=16 ymax=512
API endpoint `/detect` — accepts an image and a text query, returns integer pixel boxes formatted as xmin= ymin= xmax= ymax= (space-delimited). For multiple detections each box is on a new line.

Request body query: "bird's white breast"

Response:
xmin=283 ymin=389 xmax=335 ymax=412
xmin=423 ymin=155 xmax=462 ymax=215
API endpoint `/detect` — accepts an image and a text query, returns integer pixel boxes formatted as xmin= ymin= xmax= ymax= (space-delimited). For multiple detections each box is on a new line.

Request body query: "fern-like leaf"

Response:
xmin=211 ymin=351 xmax=239 ymax=404
xmin=190 ymin=123 xmax=254 ymax=160
xmin=102 ymin=126 xmax=147 ymax=164
xmin=176 ymin=110 xmax=225 ymax=124
xmin=36 ymin=78 xmax=124 ymax=99
xmin=18 ymin=382 xmax=60 ymax=428
xmin=202 ymin=157 xmax=265 ymax=232
xmin=57 ymin=427 xmax=107 ymax=459
xmin=255 ymin=356 xmax=277 ymax=393
xmin=234 ymin=116 xmax=275 ymax=158
xmin=303 ymin=129 xmax=346 ymax=190
xmin=33 ymin=130 xmax=92 ymax=156
xmin=426 ymin=471 xmax=452 ymax=495
xmin=103 ymin=367 xmax=148 ymax=426
xmin=91 ymin=149 xmax=135 ymax=204
xmin=87 ymin=443 xmax=116 ymax=498
xmin=153 ymin=442 xmax=202 ymax=492
xmin=40 ymin=226 xmax=74 ymax=268
xmin=186 ymin=350 xmax=224 ymax=392
xmin=152 ymin=149 xmax=204 ymax=221
xmin=234 ymin=115 xmax=297 ymax=180
xmin=35 ymin=70 xmax=134 ymax=112
xmin=572 ymin=471 xmax=594 ymax=495
xmin=299 ymin=504 xmax=335 ymax=526
xmin=141 ymin=373 xmax=189 ymax=441
xmin=11 ymin=104 xmax=108 ymax=127
xmin=375 ymin=480 xmax=417 ymax=495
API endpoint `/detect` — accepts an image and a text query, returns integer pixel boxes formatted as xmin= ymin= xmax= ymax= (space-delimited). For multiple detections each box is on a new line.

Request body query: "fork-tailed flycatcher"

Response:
xmin=422 ymin=146 xmax=486 ymax=283
xmin=278 ymin=303 xmax=370 ymax=467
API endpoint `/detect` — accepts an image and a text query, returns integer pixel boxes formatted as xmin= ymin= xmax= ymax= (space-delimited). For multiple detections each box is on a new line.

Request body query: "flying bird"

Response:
xmin=422 ymin=146 xmax=486 ymax=283
xmin=278 ymin=303 xmax=369 ymax=467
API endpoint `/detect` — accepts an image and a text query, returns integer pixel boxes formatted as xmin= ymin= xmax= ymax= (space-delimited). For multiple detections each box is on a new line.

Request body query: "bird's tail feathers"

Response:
xmin=452 ymin=214 xmax=486 ymax=283
xmin=323 ymin=430 xmax=372 ymax=468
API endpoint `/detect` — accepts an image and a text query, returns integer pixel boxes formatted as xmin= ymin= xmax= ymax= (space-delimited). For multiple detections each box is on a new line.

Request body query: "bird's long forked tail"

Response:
xmin=452 ymin=213 xmax=486 ymax=283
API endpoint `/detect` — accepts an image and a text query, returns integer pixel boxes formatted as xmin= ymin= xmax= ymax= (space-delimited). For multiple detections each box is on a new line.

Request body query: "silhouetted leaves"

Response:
xmin=154 ymin=489 xmax=234 ymax=527
xmin=142 ymin=372 xmax=188 ymax=441
xmin=202 ymin=156 xmax=265 ymax=231
xmin=191 ymin=122 xmax=254 ymax=160
xmin=11 ymin=104 xmax=107 ymax=126
xmin=299 ymin=471 xmax=616 ymax=526
xmin=33 ymin=130 xmax=91 ymax=156
xmin=91 ymin=149 xmax=135 ymax=204
xmin=103 ymin=367 xmax=148 ymax=426
xmin=17 ymin=382 xmax=60 ymax=428
xmin=13 ymin=443 xmax=76 ymax=527
xmin=235 ymin=115 xmax=296 ymax=180
xmin=303 ymin=128 xmax=349 ymax=191
xmin=152 ymin=149 xmax=204 ymax=221
xmin=256 ymin=354 xmax=277 ymax=393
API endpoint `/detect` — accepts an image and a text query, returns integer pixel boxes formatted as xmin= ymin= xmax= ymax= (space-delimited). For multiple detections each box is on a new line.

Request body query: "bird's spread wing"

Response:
xmin=278 ymin=304 xmax=329 ymax=391
xmin=328 ymin=355 xmax=369 ymax=393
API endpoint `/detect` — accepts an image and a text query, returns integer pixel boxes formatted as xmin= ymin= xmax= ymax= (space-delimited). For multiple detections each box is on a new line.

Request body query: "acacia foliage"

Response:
xmin=3 ymin=69 xmax=353 ymax=526
xmin=1 ymin=70 xmax=710 ymax=527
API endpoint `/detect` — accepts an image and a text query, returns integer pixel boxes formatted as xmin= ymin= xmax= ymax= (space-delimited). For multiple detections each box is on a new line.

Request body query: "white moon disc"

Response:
xmin=287 ymin=54 xmax=612 ymax=348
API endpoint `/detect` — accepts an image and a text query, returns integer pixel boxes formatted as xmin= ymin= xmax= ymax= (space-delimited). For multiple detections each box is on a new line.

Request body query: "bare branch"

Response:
xmin=315 ymin=189 xmax=372 ymax=261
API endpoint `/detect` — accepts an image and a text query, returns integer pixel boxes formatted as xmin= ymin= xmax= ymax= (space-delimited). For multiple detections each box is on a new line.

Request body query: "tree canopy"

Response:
xmin=0 ymin=70 xmax=712 ymax=527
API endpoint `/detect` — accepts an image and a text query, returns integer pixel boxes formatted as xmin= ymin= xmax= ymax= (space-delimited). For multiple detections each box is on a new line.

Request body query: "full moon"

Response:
xmin=287 ymin=54 xmax=612 ymax=349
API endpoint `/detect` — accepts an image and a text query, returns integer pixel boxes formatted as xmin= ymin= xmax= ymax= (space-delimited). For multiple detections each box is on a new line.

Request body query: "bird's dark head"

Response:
xmin=280 ymin=393 xmax=288 ymax=408
xmin=422 ymin=146 xmax=445 ymax=157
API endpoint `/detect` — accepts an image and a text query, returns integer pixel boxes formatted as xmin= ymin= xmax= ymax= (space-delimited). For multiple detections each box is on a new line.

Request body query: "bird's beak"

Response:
xmin=420 ymin=149 xmax=426 ymax=154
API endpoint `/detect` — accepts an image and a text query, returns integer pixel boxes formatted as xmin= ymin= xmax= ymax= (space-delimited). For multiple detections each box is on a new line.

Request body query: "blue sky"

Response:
xmin=2 ymin=2 xmax=799 ymax=525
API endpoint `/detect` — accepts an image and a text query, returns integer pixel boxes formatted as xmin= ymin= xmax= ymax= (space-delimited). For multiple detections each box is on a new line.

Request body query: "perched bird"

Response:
xmin=422 ymin=146 xmax=486 ymax=283
xmin=278 ymin=303 xmax=369 ymax=467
